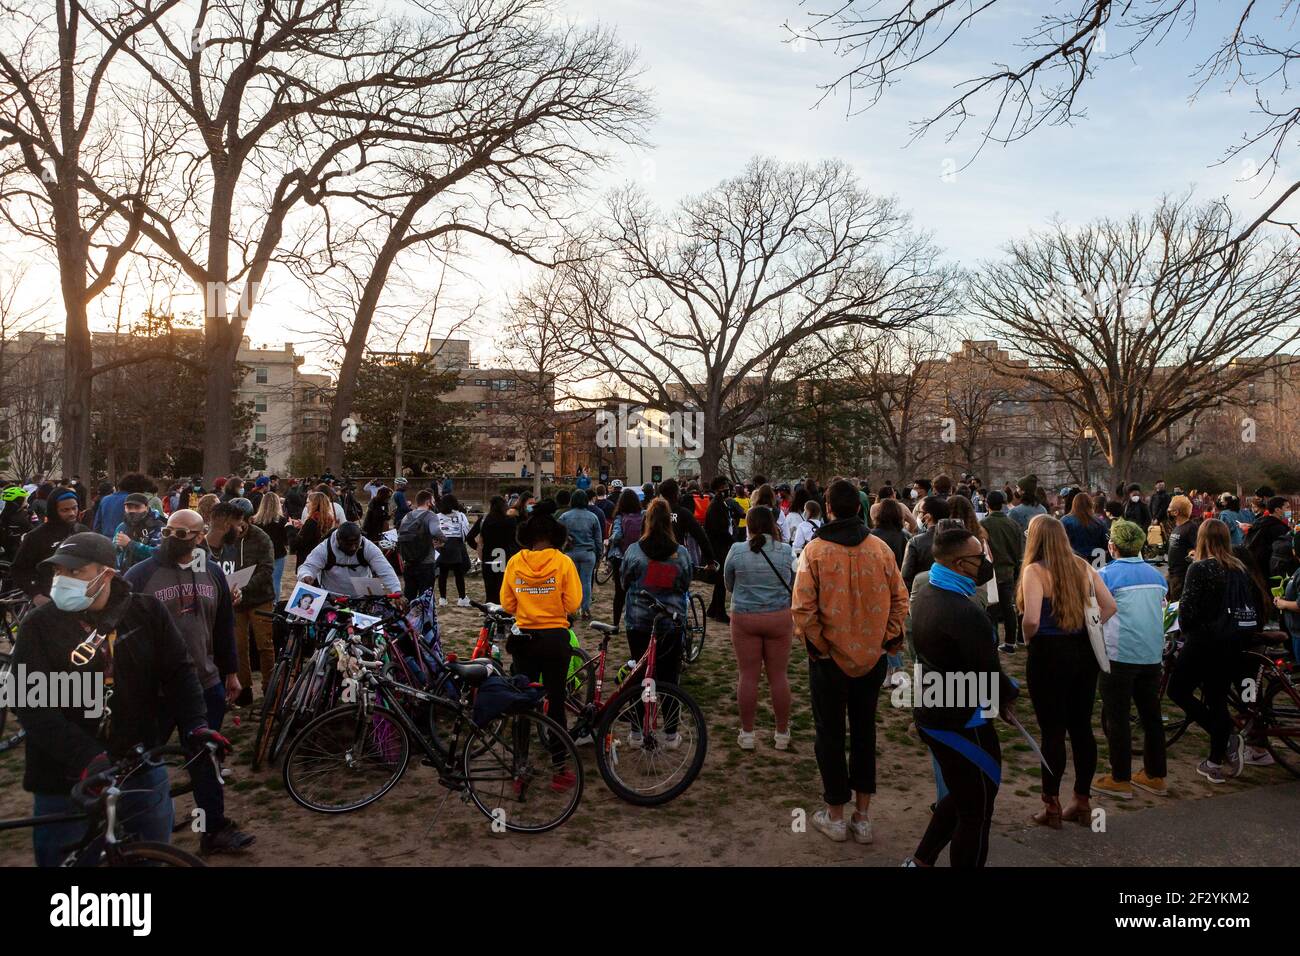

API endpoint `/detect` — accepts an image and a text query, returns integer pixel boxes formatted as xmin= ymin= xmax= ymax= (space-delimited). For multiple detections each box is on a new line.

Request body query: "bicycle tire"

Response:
xmin=101 ymin=841 xmax=206 ymax=867
xmin=1261 ymin=676 xmax=1300 ymax=778
xmin=252 ymin=658 xmax=289 ymax=771
xmin=685 ymin=594 xmax=707 ymax=664
xmin=462 ymin=708 xmax=583 ymax=833
xmin=594 ymin=680 xmax=707 ymax=806
xmin=0 ymin=651 xmax=10 ymax=741
xmin=283 ymin=703 xmax=411 ymax=813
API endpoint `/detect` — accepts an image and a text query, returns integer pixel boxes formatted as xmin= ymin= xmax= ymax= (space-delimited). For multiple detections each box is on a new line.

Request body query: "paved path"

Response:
xmin=985 ymin=779 xmax=1300 ymax=866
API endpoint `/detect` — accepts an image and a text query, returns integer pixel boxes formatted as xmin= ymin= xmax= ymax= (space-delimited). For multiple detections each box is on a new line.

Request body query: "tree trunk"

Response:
xmin=58 ymin=243 xmax=92 ymax=480
xmin=393 ymin=376 xmax=408 ymax=480
xmin=202 ymin=184 xmax=237 ymax=482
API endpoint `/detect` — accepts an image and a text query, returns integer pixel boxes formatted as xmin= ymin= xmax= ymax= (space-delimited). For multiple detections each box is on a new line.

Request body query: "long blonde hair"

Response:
xmin=253 ymin=491 xmax=281 ymax=526
xmin=1017 ymin=514 xmax=1090 ymax=632
xmin=306 ymin=491 xmax=336 ymax=534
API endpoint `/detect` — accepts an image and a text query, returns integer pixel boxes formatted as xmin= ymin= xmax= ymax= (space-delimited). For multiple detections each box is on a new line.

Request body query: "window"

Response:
xmin=491 ymin=378 xmax=515 ymax=391
xmin=255 ymin=394 xmax=268 ymax=413
xmin=474 ymin=378 xmax=489 ymax=386
xmin=541 ymin=449 xmax=554 ymax=462
xmin=254 ymin=424 xmax=267 ymax=442
xmin=255 ymin=367 xmax=268 ymax=384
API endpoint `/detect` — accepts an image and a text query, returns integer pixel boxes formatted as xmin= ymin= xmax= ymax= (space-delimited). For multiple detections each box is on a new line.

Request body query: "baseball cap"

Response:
xmin=255 ymin=476 xmax=270 ymax=487
xmin=42 ymin=532 xmax=116 ymax=570
xmin=610 ymin=479 xmax=623 ymax=488
xmin=230 ymin=497 xmax=255 ymax=516
xmin=125 ymin=492 xmax=150 ymax=507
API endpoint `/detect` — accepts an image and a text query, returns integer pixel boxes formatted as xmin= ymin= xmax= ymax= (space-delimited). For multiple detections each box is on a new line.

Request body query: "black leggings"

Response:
xmin=507 ymin=628 xmax=572 ymax=767
xmin=916 ymin=722 xmax=1001 ymax=867
xmin=1166 ymin=632 xmax=1236 ymax=763
xmin=438 ymin=564 xmax=467 ymax=599
xmin=1026 ymin=632 xmax=1099 ymax=798
xmin=610 ymin=558 xmax=626 ymax=626
xmin=626 ymin=625 xmax=683 ymax=734
xmin=482 ymin=568 xmax=504 ymax=605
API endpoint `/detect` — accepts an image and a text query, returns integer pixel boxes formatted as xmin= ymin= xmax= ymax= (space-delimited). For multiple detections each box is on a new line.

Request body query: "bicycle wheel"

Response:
xmin=1261 ymin=676 xmax=1300 ymax=777
xmin=283 ymin=704 xmax=411 ymax=813
xmin=252 ymin=658 xmax=289 ymax=771
xmin=0 ymin=651 xmax=10 ymax=741
xmin=463 ymin=708 xmax=583 ymax=833
xmin=566 ymin=646 xmax=596 ymax=713
xmin=684 ymin=594 xmax=706 ymax=664
xmin=594 ymin=680 xmax=707 ymax=805
xmin=101 ymin=841 xmax=206 ymax=867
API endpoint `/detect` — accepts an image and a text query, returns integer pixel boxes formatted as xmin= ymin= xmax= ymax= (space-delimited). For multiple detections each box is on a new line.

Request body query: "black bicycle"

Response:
xmin=0 ymin=744 xmax=209 ymax=866
xmin=281 ymin=638 xmax=583 ymax=833
xmin=0 ymin=588 xmax=31 ymax=752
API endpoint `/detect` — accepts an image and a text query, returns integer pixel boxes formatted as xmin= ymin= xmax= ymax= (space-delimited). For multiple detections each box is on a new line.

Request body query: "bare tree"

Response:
xmin=968 ymin=198 xmax=1300 ymax=484
xmin=937 ymin=340 xmax=1016 ymax=477
xmin=0 ymin=0 xmax=183 ymax=476
xmin=788 ymin=1 xmax=1300 ymax=254
xmin=557 ymin=157 xmax=956 ymax=482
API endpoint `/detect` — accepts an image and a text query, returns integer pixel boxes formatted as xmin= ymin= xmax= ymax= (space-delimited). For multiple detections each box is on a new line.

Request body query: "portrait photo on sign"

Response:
xmin=286 ymin=581 xmax=328 ymax=622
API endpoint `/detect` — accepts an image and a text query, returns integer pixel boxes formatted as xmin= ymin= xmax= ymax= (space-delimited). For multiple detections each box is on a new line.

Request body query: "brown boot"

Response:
xmin=1061 ymin=796 xmax=1092 ymax=825
xmin=1032 ymin=796 xmax=1062 ymax=829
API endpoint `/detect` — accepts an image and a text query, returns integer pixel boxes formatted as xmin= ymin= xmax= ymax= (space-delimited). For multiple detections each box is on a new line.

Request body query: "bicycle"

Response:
xmin=564 ymin=593 xmax=707 ymax=805
xmin=0 ymin=589 xmax=33 ymax=752
xmin=281 ymin=637 xmax=582 ymax=833
xmin=0 ymin=744 xmax=210 ymax=866
xmin=683 ymin=591 xmax=707 ymax=665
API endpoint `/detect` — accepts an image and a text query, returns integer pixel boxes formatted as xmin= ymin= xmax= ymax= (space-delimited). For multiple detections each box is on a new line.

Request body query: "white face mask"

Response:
xmin=909 ymin=489 xmax=919 ymax=500
xmin=1130 ymin=495 xmax=1140 ymax=503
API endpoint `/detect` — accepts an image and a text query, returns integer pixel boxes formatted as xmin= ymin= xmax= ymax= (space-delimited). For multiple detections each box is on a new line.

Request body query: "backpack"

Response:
xmin=1222 ymin=568 xmax=1260 ymax=637
xmin=618 ymin=511 xmax=644 ymax=546
xmin=397 ymin=511 xmax=435 ymax=565
xmin=322 ymin=535 xmax=375 ymax=576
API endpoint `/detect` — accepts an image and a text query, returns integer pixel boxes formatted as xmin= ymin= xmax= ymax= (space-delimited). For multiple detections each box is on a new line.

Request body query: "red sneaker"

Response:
xmin=549 ymin=769 xmax=577 ymax=793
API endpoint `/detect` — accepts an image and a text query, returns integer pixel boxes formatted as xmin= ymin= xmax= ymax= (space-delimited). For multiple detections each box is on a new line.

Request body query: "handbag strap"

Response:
xmin=755 ymin=543 xmax=794 ymax=595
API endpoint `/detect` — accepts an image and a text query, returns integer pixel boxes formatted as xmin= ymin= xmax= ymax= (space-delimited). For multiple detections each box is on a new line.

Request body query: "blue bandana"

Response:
xmin=929 ymin=562 xmax=977 ymax=597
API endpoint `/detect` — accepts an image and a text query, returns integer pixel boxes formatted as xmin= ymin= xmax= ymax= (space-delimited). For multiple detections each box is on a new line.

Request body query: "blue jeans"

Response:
xmin=569 ymin=550 xmax=596 ymax=612
xmin=272 ymin=556 xmax=285 ymax=602
xmin=33 ymin=762 xmax=172 ymax=867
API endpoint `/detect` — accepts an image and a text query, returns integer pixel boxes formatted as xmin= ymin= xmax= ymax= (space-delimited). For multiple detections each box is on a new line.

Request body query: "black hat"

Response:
xmin=41 ymin=532 xmax=116 ymax=570
xmin=125 ymin=492 xmax=150 ymax=507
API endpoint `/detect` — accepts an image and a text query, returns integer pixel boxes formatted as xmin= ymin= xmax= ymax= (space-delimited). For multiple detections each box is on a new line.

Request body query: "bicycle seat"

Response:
xmin=446 ymin=659 xmax=494 ymax=687
xmin=590 ymin=621 xmax=619 ymax=634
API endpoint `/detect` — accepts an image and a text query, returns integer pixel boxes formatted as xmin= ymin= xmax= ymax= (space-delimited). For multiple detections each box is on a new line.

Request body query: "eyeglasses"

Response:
xmin=161 ymin=526 xmax=203 ymax=539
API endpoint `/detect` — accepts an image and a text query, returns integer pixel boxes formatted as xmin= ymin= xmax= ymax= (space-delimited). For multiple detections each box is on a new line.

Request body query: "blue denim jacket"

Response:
xmin=620 ymin=541 xmax=692 ymax=633
xmin=559 ymin=507 xmax=603 ymax=559
xmin=723 ymin=540 xmax=793 ymax=614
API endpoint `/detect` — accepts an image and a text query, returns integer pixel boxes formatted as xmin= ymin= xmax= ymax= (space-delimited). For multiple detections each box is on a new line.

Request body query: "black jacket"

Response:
xmin=910 ymin=581 xmax=1018 ymax=730
xmin=704 ymin=495 xmax=739 ymax=560
xmin=870 ymin=526 xmax=907 ymax=567
xmin=1149 ymin=490 xmax=1172 ymax=523
xmin=1245 ymin=514 xmax=1289 ymax=583
xmin=9 ymin=520 xmax=90 ymax=597
xmin=900 ymin=528 xmax=935 ymax=591
xmin=13 ymin=576 xmax=207 ymax=793
xmin=669 ymin=503 xmax=714 ymax=565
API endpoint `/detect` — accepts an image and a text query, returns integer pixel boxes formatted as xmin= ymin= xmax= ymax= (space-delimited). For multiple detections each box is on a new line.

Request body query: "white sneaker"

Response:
xmin=848 ymin=813 xmax=873 ymax=845
xmin=438 ymin=597 xmax=447 ymax=607
xmin=1244 ymin=746 xmax=1275 ymax=767
xmin=811 ymin=808 xmax=848 ymax=843
xmin=626 ymin=730 xmax=644 ymax=749
xmin=773 ymin=730 xmax=791 ymax=751
xmin=738 ymin=730 xmax=756 ymax=750
xmin=662 ymin=732 xmax=682 ymax=750
xmin=456 ymin=597 xmax=470 ymax=608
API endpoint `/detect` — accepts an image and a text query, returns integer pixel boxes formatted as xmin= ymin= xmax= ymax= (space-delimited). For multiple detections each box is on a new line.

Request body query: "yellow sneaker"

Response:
xmin=1090 ymin=774 xmax=1133 ymax=800
xmin=1131 ymin=770 xmax=1168 ymax=796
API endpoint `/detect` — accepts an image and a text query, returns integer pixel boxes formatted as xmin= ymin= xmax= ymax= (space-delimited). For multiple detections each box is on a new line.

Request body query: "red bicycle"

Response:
xmin=564 ymin=592 xmax=707 ymax=805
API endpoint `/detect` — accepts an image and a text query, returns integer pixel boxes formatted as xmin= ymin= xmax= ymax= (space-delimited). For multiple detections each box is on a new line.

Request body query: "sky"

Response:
xmin=7 ymin=0 xmax=1293 ymax=374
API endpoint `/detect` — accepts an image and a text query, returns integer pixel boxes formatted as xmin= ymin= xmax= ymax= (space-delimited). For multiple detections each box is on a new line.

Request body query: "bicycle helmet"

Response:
xmin=1 ymin=486 xmax=27 ymax=502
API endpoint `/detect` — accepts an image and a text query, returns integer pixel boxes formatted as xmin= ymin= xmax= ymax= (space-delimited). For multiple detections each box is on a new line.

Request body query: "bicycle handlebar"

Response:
xmin=70 ymin=743 xmax=192 ymax=809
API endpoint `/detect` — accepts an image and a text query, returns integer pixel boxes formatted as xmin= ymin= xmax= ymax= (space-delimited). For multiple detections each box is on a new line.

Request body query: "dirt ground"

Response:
xmin=0 ymin=557 xmax=1291 ymax=867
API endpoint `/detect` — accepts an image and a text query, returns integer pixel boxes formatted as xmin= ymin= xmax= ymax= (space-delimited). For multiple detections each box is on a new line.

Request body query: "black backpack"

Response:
xmin=397 ymin=512 xmax=435 ymax=565
xmin=1222 ymin=568 xmax=1260 ymax=637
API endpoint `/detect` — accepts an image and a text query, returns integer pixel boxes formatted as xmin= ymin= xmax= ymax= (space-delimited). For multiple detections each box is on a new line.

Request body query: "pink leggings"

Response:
xmin=729 ymin=608 xmax=794 ymax=732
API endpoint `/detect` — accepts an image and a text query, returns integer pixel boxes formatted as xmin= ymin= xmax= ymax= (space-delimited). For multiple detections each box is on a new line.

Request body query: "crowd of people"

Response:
xmin=3 ymin=465 xmax=1297 ymax=868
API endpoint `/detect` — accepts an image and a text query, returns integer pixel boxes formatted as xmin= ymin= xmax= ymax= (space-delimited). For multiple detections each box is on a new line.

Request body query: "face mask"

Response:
xmin=973 ymin=556 xmax=995 ymax=586
xmin=160 ymin=536 xmax=195 ymax=565
xmin=125 ymin=511 xmax=147 ymax=526
xmin=51 ymin=569 xmax=108 ymax=612
xmin=909 ymin=489 xmax=919 ymax=500
xmin=1130 ymin=495 xmax=1139 ymax=502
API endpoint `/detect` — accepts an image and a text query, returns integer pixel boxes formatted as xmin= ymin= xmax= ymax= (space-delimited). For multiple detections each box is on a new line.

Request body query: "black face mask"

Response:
xmin=125 ymin=511 xmax=147 ymax=527
xmin=160 ymin=537 xmax=194 ymax=565
xmin=973 ymin=556 xmax=995 ymax=586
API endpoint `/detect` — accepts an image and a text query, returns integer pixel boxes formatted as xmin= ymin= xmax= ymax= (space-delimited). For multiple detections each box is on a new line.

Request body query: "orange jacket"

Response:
xmin=791 ymin=522 xmax=909 ymax=677
xmin=500 ymin=548 xmax=582 ymax=630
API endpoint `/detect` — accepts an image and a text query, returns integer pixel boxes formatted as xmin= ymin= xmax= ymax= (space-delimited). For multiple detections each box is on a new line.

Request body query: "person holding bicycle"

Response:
xmin=619 ymin=498 xmax=694 ymax=749
xmin=499 ymin=508 xmax=584 ymax=791
xmin=124 ymin=509 xmax=254 ymax=854
xmin=12 ymin=532 xmax=230 ymax=866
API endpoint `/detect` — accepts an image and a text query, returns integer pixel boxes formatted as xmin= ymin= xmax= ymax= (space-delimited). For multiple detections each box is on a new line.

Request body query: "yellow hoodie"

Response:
xmin=500 ymin=548 xmax=582 ymax=630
